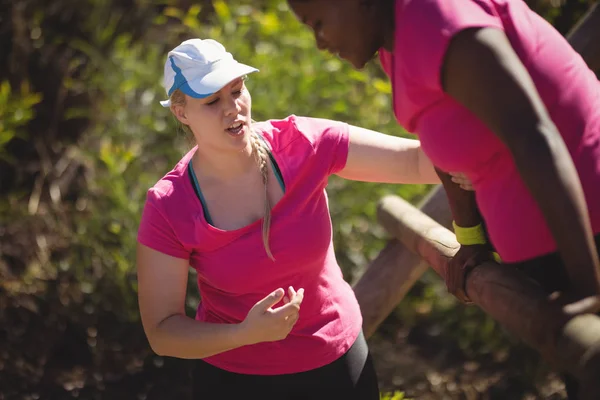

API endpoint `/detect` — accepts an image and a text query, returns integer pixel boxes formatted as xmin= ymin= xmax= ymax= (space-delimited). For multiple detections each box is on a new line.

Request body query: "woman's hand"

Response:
xmin=240 ymin=286 xmax=304 ymax=345
xmin=449 ymin=172 xmax=474 ymax=191
xmin=445 ymin=244 xmax=496 ymax=303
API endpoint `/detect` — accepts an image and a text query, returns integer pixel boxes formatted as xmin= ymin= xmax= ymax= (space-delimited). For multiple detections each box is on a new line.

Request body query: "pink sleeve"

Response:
xmin=291 ymin=116 xmax=350 ymax=175
xmin=137 ymin=189 xmax=191 ymax=260
xmin=398 ymin=0 xmax=504 ymax=91
xmin=379 ymin=50 xmax=392 ymax=77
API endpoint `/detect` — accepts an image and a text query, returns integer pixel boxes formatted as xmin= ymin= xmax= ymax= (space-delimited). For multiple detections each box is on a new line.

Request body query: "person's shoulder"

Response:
xmin=253 ymin=114 xmax=304 ymax=136
xmin=404 ymin=0 xmax=500 ymax=24
xmin=399 ymin=0 xmax=450 ymax=29
xmin=254 ymin=115 xmax=312 ymax=151
xmin=255 ymin=115 xmax=345 ymax=151
xmin=145 ymin=146 xmax=196 ymax=207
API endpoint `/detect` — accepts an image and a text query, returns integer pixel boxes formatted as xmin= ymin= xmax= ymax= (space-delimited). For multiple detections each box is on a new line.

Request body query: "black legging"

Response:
xmin=191 ymin=330 xmax=380 ymax=400
xmin=510 ymin=233 xmax=600 ymax=400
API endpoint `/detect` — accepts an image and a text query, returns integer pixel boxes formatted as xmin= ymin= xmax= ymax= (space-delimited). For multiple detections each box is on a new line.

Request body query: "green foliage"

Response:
xmin=0 ymin=80 xmax=42 ymax=161
xmin=381 ymin=391 xmax=409 ymax=400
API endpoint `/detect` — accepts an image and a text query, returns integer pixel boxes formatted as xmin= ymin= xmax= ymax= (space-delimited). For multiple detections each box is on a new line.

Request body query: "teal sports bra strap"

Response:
xmin=188 ymin=137 xmax=285 ymax=224
xmin=188 ymin=160 xmax=214 ymax=225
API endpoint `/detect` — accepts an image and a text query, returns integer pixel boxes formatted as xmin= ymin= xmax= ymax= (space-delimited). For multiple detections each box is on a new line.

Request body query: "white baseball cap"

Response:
xmin=160 ymin=38 xmax=259 ymax=107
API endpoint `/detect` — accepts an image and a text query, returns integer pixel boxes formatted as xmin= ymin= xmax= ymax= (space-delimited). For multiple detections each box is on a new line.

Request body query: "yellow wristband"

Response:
xmin=452 ymin=221 xmax=487 ymax=246
xmin=492 ymin=252 xmax=502 ymax=263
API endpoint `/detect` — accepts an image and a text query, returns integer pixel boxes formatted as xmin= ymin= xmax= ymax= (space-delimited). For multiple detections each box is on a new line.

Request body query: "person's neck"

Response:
xmin=192 ymin=142 xmax=257 ymax=182
xmin=381 ymin=0 xmax=396 ymax=52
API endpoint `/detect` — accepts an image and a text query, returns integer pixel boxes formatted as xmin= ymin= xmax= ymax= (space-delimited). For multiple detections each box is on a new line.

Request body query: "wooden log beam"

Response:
xmin=377 ymin=195 xmax=600 ymax=398
xmin=354 ymin=2 xmax=600 ymax=339
xmin=353 ymin=185 xmax=450 ymax=338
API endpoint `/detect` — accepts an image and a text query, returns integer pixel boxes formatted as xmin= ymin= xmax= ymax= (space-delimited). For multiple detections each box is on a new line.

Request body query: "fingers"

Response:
xmin=257 ymin=288 xmax=285 ymax=311
xmin=284 ymin=297 xmax=301 ymax=327
xmin=282 ymin=287 xmax=304 ymax=307
xmin=449 ymin=172 xmax=475 ymax=191
xmin=271 ymin=287 xmax=304 ymax=319
xmin=283 ymin=286 xmax=296 ymax=304
xmin=292 ymin=288 xmax=304 ymax=305
xmin=445 ymin=260 xmax=461 ymax=295
xmin=560 ymin=294 xmax=600 ymax=316
xmin=272 ymin=298 xmax=302 ymax=317
xmin=463 ymin=251 xmax=490 ymax=270
xmin=445 ymin=258 xmax=473 ymax=304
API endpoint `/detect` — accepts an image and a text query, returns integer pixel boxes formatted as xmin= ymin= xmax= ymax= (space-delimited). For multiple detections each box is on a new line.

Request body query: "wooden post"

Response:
xmin=353 ymin=1 xmax=600 ymax=339
xmin=353 ymin=186 xmax=450 ymax=338
xmin=376 ymin=195 xmax=600 ymax=399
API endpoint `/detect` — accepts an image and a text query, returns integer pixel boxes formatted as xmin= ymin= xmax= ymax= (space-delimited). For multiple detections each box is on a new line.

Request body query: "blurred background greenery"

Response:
xmin=0 ymin=0 xmax=596 ymax=398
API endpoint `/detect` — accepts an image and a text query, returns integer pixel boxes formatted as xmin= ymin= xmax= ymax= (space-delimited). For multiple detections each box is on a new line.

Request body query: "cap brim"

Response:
xmin=159 ymin=62 xmax=258 ymax=108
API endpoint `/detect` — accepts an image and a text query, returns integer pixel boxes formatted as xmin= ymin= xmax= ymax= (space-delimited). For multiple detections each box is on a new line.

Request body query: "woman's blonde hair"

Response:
xmin=169 ymin=89 xmax=274 ymax=260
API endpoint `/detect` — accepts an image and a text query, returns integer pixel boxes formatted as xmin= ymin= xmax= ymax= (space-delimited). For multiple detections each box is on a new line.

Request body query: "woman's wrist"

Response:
xmin=452 ymin=221 xmax=487 ymax=246
xmin=452 ymin=221 xmax=502 ymax=263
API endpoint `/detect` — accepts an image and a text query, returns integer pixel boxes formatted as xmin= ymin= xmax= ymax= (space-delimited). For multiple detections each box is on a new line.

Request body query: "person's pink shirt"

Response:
xmin=380 ymin=0 xmax=600 ymax=262
xmin=137 ymin=115 xmax=362 ymax=375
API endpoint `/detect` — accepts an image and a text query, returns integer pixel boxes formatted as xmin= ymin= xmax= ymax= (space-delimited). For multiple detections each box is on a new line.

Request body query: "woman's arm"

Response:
xmin=336 ymin=125 xmax=441 ymax=184
xmin=136 ymin=243 xmax=302 ymax=359
xmin=442 ymin=27 xmax=600 ymax=297
xmin=137 ymin=243 xmax=246 ymax=358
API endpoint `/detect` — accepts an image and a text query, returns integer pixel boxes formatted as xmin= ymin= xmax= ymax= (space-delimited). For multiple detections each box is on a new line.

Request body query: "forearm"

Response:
xmin=417 ymin=148 xmax=442 ymax=184
xmin=511 ymin=126 xmax=600 ymax=295
xmin=147 ymin=313 xmax=247 ymax=359
xmin=338 ymin=125 xmax=441 ymax=184
xmin=435 ymin=167 xmax=482 ymax=227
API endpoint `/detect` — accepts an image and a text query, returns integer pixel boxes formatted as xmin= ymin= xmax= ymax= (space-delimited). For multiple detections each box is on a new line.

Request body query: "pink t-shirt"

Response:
xmin=380 ymin=0 xmax=600 ymax=262
xmin=137 ymin=115 xmax=362 ymax=375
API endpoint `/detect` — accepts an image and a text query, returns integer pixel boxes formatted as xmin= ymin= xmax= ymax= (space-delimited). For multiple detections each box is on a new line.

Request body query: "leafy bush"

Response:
xmin=0 ymin=80 xmax=42 ymax=161
xmin=381 ymin=391 xmax=409 ymax=400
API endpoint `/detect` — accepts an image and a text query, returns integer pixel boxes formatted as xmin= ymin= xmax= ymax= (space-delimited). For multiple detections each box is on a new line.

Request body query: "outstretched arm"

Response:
xmin=336 ymin=125 xmax=441 ymax=184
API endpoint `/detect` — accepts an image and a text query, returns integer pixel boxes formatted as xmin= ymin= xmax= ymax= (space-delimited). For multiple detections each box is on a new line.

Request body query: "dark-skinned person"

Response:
xmin=287 ymin=0 xmax=600 ymax=398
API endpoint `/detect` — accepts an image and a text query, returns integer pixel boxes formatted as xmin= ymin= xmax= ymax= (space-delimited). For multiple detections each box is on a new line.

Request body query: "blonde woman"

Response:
xmin=136 ymin=38 xmax=470 ymax=399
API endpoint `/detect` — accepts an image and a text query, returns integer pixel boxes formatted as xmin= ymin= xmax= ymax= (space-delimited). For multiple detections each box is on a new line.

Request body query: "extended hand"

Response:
xmin=240 ymin=286 xmax=304 ymax=345
xmin=449 ymin=171 xmax=474 ymax=191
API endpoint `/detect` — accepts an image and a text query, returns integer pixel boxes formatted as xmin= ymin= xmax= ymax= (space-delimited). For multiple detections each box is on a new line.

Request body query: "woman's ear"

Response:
xmin=171 ymin=104 xmax=188 ymax=125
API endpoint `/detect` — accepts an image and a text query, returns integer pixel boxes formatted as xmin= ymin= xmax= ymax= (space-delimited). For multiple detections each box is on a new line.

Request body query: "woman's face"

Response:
xmin=287 ymin=0 xmax=384 ymax=69
xmin=172 ymin=78 xmax=252 ymax=152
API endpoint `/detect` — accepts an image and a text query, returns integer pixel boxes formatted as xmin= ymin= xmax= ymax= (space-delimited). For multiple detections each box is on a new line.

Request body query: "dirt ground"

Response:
xmin=369 ymin=321 xmax=567 ymax=400
xmin=0 ymin=308 xmax=568 ymax=399
xmin=0 ymin=268 xmax=568 ymax=400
